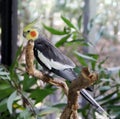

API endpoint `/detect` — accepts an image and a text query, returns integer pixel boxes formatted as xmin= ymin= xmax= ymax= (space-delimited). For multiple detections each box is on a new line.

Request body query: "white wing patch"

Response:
xmin=37 ymin=50 xmax=75 ymax=70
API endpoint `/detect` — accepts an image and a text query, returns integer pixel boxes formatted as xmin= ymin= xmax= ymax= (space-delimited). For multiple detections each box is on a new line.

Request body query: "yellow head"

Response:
xmin=23 ymin=19 xmax=39 ymax=40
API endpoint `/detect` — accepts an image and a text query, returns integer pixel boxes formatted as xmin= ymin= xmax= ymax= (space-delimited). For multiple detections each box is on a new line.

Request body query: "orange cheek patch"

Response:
xmin=30 ymin=31 xmax=37 ymax=37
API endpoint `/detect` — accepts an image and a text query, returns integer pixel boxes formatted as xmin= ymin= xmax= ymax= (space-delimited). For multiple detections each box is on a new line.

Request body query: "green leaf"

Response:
xmin=102 ymin=96 xmax=120 ymax=106
xmin=100 ymin=78 xmax=111 ymax=82
xmin=0 ymin=72 xmax=9 ymax=76
xmin=74 ymin=51 xmax=97 ymax=62
xmin=78 ymin=15 xmax=82 ymax=29
xmin=0 ymin=87 xmax=14 ymax=100
xmin=55 ymin=34 xmax=71 ymax=47
xmin=0 ymin=82 xmax=11 ymax=90
xmin=43 ymin=24 xmax=67 ymax=35
xmin=107 ymin=105 xmax=120 ymax=111
xmin=79 ymin=57 xmax=88 ymax=66
xmin=98 ymin=91 xmax=117 ymax=102
xmin=30 ymin=88 xmax=56 ymax=103
xmin=87 ymin=54 xmax=99 ymax=70
xmin=87 ymin=54 xmax=99 ymax=61
xmin=61 ymin=16 xmax=76 ymax=29
xmin=0 ymin=99 xmax=7 ymax=112
xmin=18 ymin=109 xmax=31 ymax=119
xmin=53 ymin=103 xmax=66 ymax=108
xmin=7 ymin=91 xmax=17 ymax=114
xmin=66 ymin=39 xmax=90 ymax=47
xmin=38 ymin=107 xmax=60 ymax=116
xmin=99 ymin=86 xmax=111 ymax=91
xmin=23 ymin=73 xmax=36 ymax=91
xmin=75 ymin=54 xmax=87 ymax=66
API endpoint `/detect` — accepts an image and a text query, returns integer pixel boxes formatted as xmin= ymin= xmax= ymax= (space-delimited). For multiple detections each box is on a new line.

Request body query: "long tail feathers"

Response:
xmin=80 ymin=89 xmax=111 ymax=119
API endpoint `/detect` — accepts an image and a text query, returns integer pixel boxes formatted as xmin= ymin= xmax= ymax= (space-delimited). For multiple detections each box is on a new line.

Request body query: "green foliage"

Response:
xmin=30 ymin=87 xmax=56 ymax=103
xmin=0 ymin=48 xmax=57 ymax=118
xmin=61 ymin=16 xmax=76 ymax=29
xmin=43 ymin=24 xmax=67 ymax=35
xmin=44 ymin=15 xmax=120 ymax=119
xmin=55 ymin=34 xmax=71 ymax=47
xmin=38 ymin=107 xmax=60 ymax=117
xmin=7 ymin=91 xmax=17 ymax=114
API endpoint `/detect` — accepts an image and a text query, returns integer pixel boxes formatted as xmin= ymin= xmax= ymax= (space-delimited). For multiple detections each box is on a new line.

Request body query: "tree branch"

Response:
xmin=60 ymin=68 xmax=98 ymax=119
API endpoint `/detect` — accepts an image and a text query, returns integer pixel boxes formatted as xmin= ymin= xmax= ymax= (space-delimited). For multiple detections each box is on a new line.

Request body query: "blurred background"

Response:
xmin=0 ymin=0 xmax=120 ymax=119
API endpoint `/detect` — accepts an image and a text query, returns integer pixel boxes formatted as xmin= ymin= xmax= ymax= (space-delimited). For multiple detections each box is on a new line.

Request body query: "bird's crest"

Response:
xmin=23 ymin=17 xmax=40 ymax=32
xmin=23 ymin=17 xmax=41 ymax=40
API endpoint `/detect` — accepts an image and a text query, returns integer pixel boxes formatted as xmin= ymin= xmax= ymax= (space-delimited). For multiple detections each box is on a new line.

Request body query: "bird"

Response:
xmin=23 ymin=21 xmax=110 ymax=118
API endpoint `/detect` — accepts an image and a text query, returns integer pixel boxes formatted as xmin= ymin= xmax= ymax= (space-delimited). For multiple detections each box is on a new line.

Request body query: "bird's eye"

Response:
xmin=27 ymin=30 xmax=30 ymax=33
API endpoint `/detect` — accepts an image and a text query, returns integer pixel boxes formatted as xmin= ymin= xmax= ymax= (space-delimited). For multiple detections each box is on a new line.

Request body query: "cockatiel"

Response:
xmin=23 ymin=20 xmax=110 ymax=118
